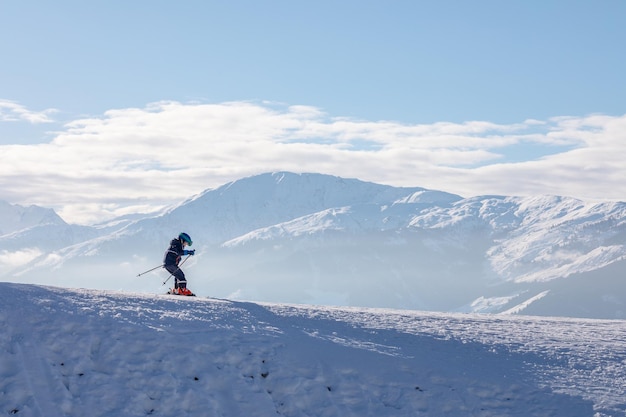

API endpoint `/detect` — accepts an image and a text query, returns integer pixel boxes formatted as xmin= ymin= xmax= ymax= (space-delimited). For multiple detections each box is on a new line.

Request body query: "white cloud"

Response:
xmin=1 ymin=100 xmax=625 ymax=224
xmin=0 ymin=99 xmax=57 ymax=123
xmin=0 ymin=248 xmax=43 ymax=269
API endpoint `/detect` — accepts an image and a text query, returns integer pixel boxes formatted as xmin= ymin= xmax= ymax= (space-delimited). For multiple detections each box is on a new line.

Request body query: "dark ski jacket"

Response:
xmin=163 ymin=238 xmax=184 ymax=266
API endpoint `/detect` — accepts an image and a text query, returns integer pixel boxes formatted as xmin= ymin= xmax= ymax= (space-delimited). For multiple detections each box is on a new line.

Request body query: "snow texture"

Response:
xmin=1 ymin=283 xmax=624 ymax=417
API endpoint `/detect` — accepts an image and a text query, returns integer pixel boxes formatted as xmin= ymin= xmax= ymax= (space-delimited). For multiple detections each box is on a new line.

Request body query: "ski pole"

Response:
xmin=137 ymin=264 xmax=164 ymax=277
xmin=162 ymin=255 xmax=190 ymax=286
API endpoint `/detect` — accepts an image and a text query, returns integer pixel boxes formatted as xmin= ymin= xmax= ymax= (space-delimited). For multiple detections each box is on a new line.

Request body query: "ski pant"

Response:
xmin=165 ymin=264 xmax=187 ymax=289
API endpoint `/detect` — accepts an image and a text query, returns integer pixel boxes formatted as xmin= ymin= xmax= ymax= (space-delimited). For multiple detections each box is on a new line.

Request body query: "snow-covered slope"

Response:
xmin=1 ymin=283 xmax=624 ymax=417
xmin=0 ymin=200 xmax=66 ymax=236
xmin=2 ymin=172 xmax=626 ymax=318
xmin=0 ymin=201 xmax=103 ymax=273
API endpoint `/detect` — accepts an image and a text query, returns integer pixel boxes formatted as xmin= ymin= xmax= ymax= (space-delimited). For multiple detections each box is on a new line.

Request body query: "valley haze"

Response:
xmin=1 ymin=172 xmax=626 ymax=319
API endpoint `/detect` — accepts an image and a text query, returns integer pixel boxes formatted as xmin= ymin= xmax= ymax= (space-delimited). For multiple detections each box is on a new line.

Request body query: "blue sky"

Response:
xmin=1 ymin=1 xmax=626 ymax=224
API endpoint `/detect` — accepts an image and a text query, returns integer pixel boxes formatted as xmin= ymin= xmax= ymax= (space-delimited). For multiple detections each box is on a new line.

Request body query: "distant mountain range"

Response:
xmin=2 ymin=172 xmax=625 ymax=319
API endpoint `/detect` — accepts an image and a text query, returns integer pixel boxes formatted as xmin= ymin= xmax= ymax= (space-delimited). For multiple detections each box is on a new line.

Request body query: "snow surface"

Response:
xmin=1 ymin=283 xmax=624 ymax=417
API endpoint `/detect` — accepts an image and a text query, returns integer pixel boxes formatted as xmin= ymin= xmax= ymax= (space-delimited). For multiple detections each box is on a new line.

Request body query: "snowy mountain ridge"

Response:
xmin=2 ymin=172 xmax=626 ymax=318
xmin=1 ymin=283 xmax=624 ymax=417
xmin=0 ymin=200 xmax=66 ymax=236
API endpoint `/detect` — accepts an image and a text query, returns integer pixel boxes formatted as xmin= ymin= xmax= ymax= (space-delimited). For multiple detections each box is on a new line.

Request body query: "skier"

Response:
xmin=163 ymin=232 xmax=195 ymax=295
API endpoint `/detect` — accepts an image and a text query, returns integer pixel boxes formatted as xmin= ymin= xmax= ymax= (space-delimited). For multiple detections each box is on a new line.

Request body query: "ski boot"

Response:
xmin=178 ymin=287 xmax=194 ymax=296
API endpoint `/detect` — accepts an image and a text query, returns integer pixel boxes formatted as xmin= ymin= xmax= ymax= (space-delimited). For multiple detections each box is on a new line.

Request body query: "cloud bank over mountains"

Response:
xmin=1 ymin=100 xmax=626 ymax=224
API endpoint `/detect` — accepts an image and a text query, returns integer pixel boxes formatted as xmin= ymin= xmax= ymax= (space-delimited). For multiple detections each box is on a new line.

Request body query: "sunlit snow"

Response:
xmin=1 ymin=283 xmax=624 ymax=416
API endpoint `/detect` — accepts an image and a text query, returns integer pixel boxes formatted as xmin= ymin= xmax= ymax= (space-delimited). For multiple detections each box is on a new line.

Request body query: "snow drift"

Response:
xmin=1 ymin=283 xmax=624 ymax=416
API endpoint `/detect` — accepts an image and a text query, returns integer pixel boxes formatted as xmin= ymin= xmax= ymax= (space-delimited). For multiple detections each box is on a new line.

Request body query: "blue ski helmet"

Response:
xmin=179 ymin=232 xmax=192 ymax=246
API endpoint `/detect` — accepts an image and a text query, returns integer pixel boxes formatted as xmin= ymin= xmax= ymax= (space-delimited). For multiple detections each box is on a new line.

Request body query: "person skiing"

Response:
xmin=163 ymin=232 xmax=195 ymax=295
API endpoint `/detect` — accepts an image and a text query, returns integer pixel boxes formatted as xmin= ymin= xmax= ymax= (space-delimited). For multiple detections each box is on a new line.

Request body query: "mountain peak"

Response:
xmin=0 ymin=200 xmax=66 ymax=236
xmin=3 ymin=173 xmax=626 ymax=319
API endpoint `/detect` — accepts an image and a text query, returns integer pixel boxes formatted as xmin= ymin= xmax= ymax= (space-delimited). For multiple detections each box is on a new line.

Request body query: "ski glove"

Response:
xmin=183 ymin=249 xmax=195 ymax=256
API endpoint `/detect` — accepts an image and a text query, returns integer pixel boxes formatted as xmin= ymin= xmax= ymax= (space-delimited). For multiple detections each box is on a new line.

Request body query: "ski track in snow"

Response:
xmin=1 ymin=283 xmax=625 ymax=417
